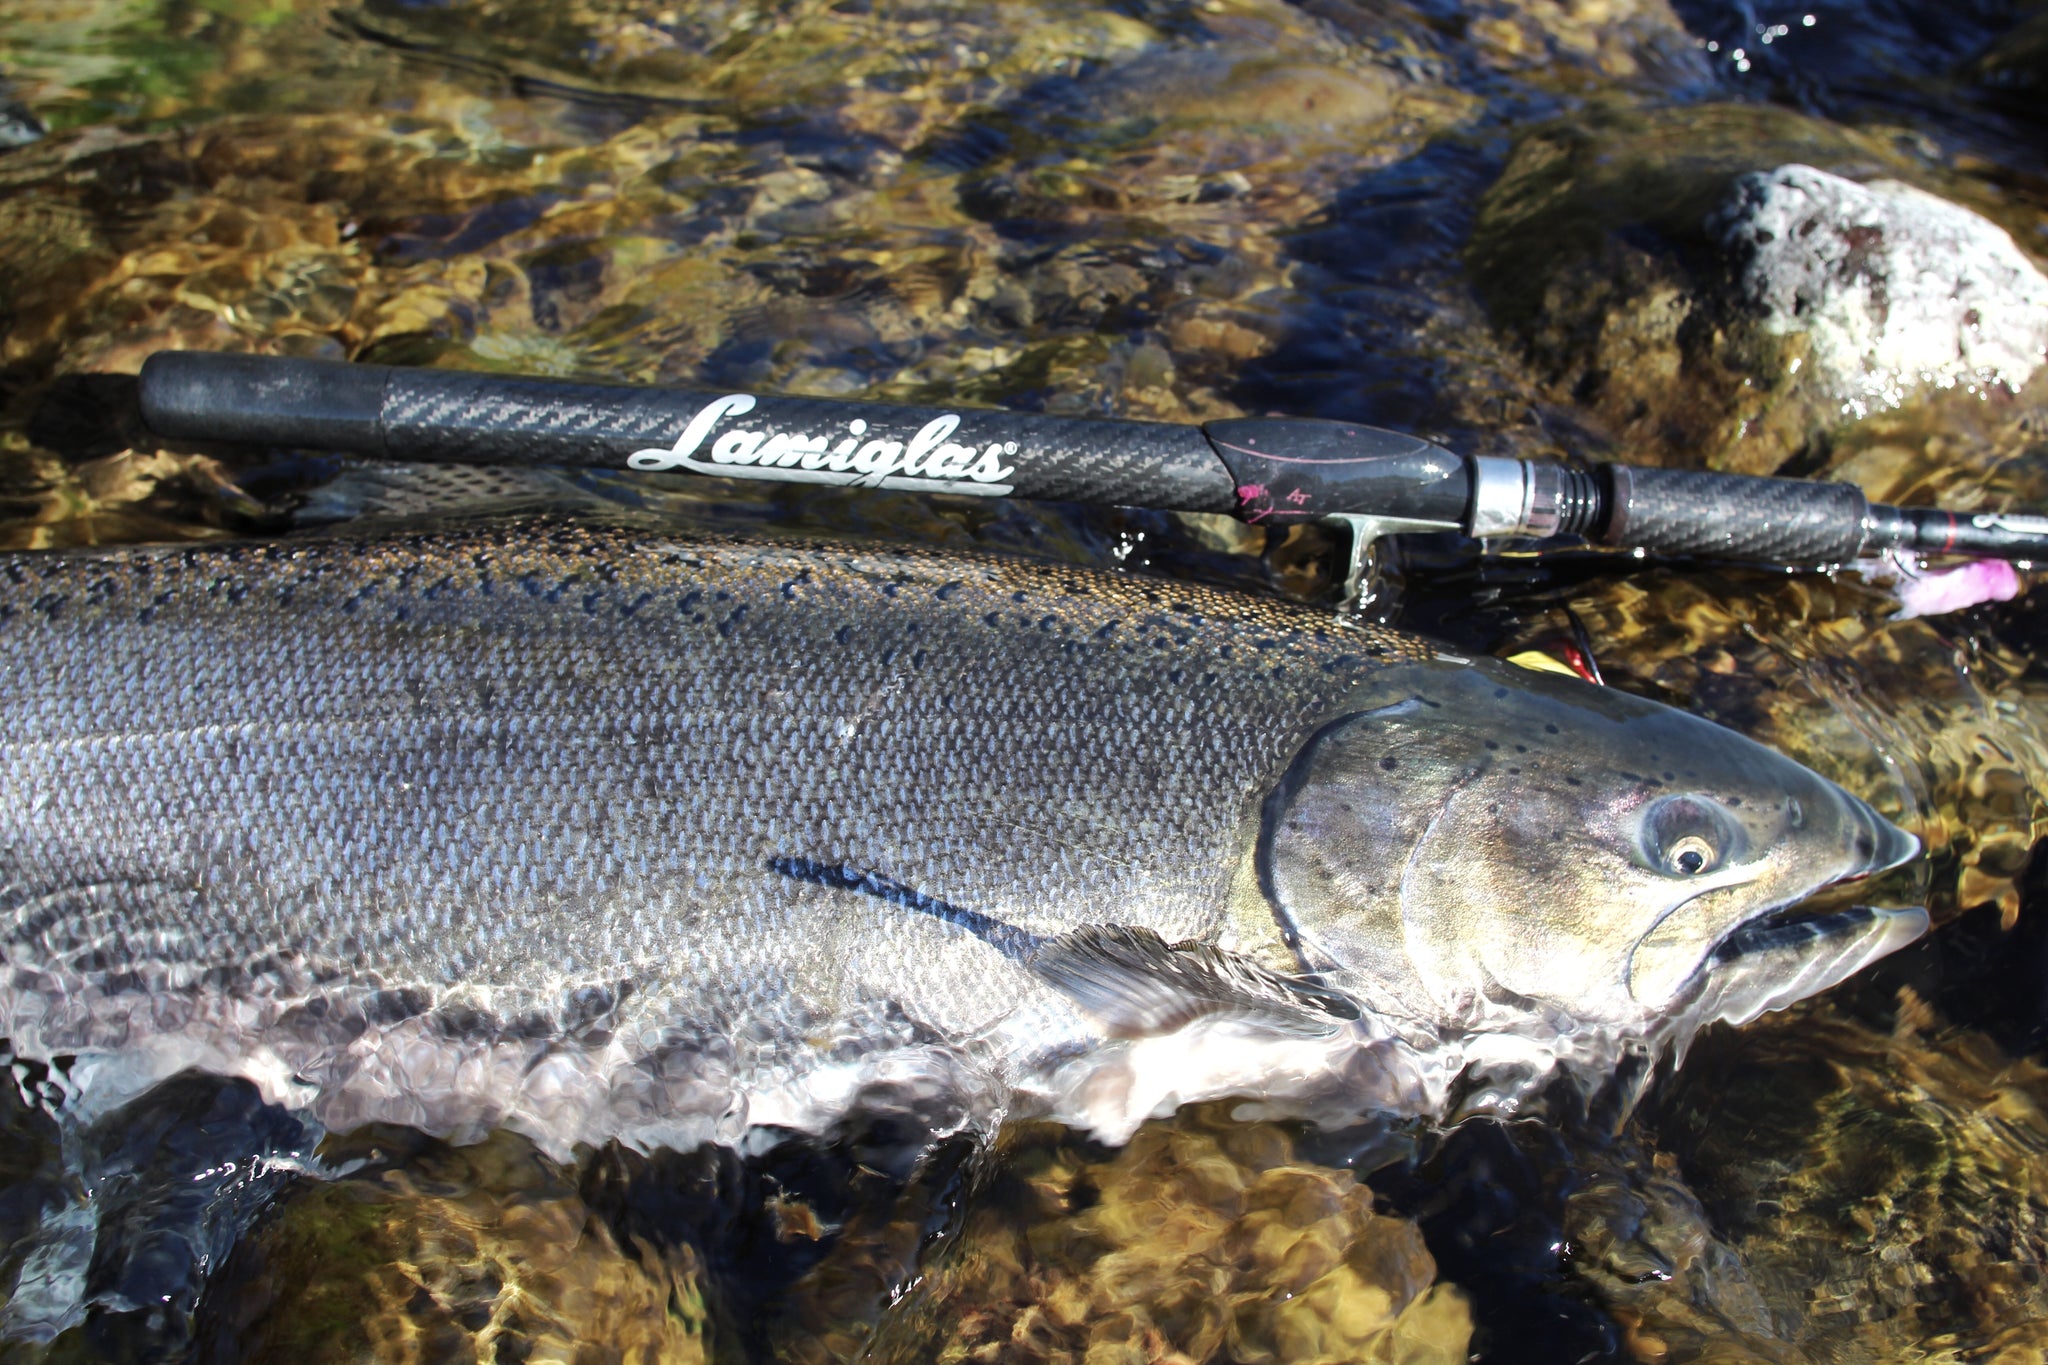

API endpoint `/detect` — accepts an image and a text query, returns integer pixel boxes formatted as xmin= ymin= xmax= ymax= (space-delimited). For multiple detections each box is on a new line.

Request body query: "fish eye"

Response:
xmin=1666 ymin=835 xmax=1715 ymax=876
xmin=1641 ymin=795 xmax=1741 ymax=879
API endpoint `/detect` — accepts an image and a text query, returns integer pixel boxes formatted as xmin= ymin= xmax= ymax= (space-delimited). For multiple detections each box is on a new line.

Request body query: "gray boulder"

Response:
xmin=1713 ymin=164 xmax=2048 ymax=421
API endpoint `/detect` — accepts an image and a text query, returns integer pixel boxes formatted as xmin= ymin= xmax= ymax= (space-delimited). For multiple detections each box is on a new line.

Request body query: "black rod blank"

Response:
xmin=135 ymin=350 xmax=2048 ymax=566
xmin=138 ymin=351 xmax=1240 ymax=513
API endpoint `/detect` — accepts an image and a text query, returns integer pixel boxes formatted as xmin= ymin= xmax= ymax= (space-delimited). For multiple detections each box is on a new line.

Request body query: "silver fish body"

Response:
xmin=0 ymin=516 xmax=1921 ymax=1151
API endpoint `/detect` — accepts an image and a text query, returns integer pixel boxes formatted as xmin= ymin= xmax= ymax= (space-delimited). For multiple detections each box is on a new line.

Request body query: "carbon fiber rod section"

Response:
xmin=139 ymin=352 xmax=1238 ymax=513
xmin=1604 ymin=465 xmax=1872 ymax=563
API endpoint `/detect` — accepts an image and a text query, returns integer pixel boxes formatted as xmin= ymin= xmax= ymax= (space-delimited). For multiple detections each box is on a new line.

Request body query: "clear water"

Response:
xmin=0 ymin=0 xmax=2044 ymax=1359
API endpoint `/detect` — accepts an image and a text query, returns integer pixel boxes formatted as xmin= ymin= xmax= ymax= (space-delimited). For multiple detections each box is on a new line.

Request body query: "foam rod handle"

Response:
xmin=1604 ymin=465 xmax=1872 ymax=564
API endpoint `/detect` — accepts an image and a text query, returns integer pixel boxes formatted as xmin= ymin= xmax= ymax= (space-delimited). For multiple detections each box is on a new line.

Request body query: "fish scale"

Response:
xmin=0 ymin=515 xmax=1430 ymax=1146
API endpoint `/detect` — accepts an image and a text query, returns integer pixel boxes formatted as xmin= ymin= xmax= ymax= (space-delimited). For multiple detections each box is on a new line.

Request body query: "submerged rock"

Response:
xmin=193 ymin=1128 xmax=720 ymax=1363
xmin=1967 ymin=7 xmax=2048 ymax=119
xmin=1574 ymin=988 xmax=2048 ymax=1362
xmin=838 ymin=1106 xmax=1472 ymax=1365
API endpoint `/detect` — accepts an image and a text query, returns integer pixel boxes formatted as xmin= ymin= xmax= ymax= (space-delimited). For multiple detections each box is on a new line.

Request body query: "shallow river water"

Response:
xmin=1 ymin=0 xmax=2046 ymax=1360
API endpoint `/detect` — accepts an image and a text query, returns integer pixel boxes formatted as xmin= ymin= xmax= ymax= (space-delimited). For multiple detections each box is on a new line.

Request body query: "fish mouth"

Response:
xmin=1688 ymin=900 xmax=1930 ymax=1028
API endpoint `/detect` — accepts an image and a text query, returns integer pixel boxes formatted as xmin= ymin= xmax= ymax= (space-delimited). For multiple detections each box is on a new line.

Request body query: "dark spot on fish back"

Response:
xmin=431 ymin=1002 xmax=501 ymax=1039
xmin=1380 ymin=755 xmax=1399 ymax=771
xmin=366 ymin=988 xmax=429 ymax=1026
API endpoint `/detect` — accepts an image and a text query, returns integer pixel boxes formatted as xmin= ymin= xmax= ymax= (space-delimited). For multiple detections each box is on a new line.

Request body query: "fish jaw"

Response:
xmin=1683 ymin=904 xmax=1930 ymax=1031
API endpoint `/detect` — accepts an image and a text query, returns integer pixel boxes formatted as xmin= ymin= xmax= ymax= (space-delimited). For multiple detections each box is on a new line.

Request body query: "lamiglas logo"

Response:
xmin=629 ymin=395 xmax=1018 ymax=495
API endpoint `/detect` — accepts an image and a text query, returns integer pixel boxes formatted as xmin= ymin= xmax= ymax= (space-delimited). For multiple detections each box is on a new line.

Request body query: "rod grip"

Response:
xmin=1604 ymin=465 xmax=1871 ymax=563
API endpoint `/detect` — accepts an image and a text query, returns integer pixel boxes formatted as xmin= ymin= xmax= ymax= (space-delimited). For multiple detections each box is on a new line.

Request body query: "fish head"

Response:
xmin=1261 ymin=655 xmax=1923 ymax=1034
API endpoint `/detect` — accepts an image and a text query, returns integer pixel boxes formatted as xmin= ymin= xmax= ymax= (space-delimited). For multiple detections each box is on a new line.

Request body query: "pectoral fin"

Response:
xmin=764 ymin=857 xmax=1359 ymax=1040
xmin=1026 ymin=925 xmax=1360 ymax=1039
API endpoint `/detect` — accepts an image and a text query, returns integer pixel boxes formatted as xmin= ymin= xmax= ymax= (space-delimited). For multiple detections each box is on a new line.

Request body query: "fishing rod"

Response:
xmin=137 ymin=350 xmax=2048 ymax=572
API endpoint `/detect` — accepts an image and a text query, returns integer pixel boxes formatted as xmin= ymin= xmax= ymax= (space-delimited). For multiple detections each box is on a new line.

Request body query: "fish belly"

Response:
xmin=0 ymin=517 xmax=1422 ymax=1148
